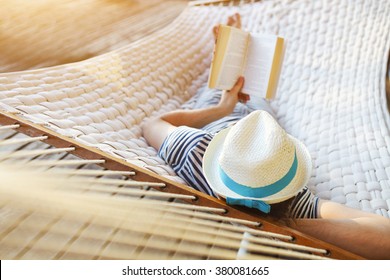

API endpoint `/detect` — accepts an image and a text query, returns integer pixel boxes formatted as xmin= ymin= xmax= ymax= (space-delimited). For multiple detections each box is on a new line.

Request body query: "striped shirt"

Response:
xmin=158 ymin=88 xmax=319 ymax=219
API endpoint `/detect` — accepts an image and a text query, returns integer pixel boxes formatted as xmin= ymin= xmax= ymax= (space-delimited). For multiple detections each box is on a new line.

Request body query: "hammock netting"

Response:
xmin=0 ymin=0 xmax=389 ymax=218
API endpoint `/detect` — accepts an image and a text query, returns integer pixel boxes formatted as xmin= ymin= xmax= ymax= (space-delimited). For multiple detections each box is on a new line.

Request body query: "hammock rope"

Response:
xmin=1 ymin=1 xmax=389 ymax=217
xmin=1 ymin=0 xmax=389 ymax=259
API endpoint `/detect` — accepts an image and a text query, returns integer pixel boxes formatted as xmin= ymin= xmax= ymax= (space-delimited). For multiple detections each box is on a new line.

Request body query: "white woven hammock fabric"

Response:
xmin=0 ymin=0 xmax=389 ymax=217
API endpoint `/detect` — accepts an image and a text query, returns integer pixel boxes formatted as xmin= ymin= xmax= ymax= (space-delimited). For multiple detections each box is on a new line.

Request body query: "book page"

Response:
xmin=242 ymin=34 xmax=279 ymax=98
xmin=215 ymin=27 xmax=249 ymax=89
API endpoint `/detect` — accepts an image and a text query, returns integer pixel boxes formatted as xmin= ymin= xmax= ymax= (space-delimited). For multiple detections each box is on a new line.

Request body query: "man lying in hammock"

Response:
xmin=142 ymin=14 xmax=390 ymax=259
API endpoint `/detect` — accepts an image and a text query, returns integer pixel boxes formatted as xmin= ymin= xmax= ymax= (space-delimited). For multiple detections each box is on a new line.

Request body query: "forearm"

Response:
xmin=143 ymin=104 xmax=231 ymax=150
xmin=160 ymin=105 xmax=230 ymax=129
xmin=143 ymin=77 xmax=244 ymax=151
xmin=286 ymin=218 xmax=390 ymax=259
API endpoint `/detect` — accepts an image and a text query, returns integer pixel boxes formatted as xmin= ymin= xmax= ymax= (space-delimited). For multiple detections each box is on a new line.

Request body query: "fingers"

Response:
xmin=230 ymin=77 xmax=249 ymax=103
xmin=238 ymin=92 xmax=250 ymax=103
xmin=230 ymin=76 xmax=245 ymax=94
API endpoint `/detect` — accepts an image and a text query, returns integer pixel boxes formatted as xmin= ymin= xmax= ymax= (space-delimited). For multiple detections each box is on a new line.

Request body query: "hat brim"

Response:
xmin=203 ymin=126 xmax=312 ymax=204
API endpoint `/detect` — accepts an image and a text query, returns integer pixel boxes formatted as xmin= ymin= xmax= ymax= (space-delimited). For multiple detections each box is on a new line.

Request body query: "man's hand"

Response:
xmin=143 ymin=76 xmax=249 ymax=150
xmin=217 ymin=76 xmax=249 ymax=115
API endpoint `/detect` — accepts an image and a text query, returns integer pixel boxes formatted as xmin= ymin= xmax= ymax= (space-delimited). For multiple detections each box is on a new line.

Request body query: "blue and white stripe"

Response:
xmin=159 ymin=126 xmax=215 ymax=195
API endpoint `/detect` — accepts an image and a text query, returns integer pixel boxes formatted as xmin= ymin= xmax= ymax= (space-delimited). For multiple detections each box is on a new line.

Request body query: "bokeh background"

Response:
xmin=0 ymin=0 xmax=187 ymax=73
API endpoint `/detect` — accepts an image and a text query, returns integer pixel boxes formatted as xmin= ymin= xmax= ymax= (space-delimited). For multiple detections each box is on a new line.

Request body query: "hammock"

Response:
xmin=0 ymin=128 xmax=358 ymax=259
xmin=0 ymin=0 xmax=389 ymax=259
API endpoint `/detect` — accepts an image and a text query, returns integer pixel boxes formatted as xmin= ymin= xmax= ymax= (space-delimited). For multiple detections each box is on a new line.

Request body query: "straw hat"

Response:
xmin=203 ymin=110 xmax=312 ymax=213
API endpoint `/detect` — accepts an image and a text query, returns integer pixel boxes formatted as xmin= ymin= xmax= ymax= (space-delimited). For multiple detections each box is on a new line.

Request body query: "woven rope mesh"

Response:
xmin=0 ymin=0 xmax=389 ymax=217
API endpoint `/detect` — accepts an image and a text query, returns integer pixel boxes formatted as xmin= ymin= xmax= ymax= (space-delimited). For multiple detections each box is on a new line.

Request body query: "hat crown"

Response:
xmin=218 ymin=111 xmax=295 ymax=188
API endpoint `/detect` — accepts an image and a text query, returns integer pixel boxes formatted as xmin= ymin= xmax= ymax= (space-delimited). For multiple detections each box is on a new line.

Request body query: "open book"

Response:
xmin=208 ymin=25 xmax=285 ymax=100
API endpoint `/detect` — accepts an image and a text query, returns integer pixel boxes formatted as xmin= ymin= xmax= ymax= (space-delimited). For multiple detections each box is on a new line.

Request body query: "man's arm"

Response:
xmin=143 ymin=77 xmax=246 ymax=151
xmin=286 ymin=200 xmax=390 ymax=259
